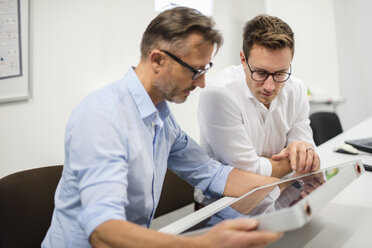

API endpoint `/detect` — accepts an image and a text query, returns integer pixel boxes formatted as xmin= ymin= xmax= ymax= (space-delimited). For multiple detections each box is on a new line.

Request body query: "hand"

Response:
xmin=90 ymin=218 xmax=281 ymax=248
xmin=195 ymin=218 xmax=283 ymax=248
xmin=271 ymin=141 xmax=320 ymax=174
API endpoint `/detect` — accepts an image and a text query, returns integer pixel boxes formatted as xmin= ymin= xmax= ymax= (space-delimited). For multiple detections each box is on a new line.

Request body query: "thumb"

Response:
xmin=271 ymin=148 xmax=288 ymax=161
xmin=224 ymin=218 xmax=259 ymax=231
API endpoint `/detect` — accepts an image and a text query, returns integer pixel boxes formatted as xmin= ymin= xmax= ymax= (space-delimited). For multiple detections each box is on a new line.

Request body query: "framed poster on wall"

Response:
xmin=0 ymin=0 xmax=30 ymax=103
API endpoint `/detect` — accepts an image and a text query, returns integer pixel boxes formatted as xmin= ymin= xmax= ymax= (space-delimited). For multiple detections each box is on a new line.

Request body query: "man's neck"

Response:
xmin=134 ymin=63 xmax=162 ymax=105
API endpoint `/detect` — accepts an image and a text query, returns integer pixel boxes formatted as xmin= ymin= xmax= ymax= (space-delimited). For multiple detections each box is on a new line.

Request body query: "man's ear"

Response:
xmin=150 ymin=50 xmax=166 ymax=73
xmin=240 ymin=51 xmax=247 ymax=65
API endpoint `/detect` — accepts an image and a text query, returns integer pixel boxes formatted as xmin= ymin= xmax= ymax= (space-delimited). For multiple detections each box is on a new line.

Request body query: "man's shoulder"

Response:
xmin=283 ymin=76 xmax=307 ymax=96
xmin=285 ymin=76 xmax=306 ymax=88
xmin=71 ymin=79 xmax=133 ymax=122
xmin=278 ymin=76 xmax=309 ymax=108
xmin=74 ymin=68 xmax=139 ymax=113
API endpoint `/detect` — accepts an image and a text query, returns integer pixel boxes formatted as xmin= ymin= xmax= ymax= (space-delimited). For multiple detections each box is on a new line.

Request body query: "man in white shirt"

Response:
xmin=196 ymin=14 xmax=320 ymax=206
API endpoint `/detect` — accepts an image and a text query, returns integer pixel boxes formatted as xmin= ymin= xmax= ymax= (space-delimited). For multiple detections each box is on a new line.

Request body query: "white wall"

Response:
xmin=266 ymin=0 xmax=340 ymax=98
xmin=1 ymin=0 xmax=372 ymax=178
xmin=333 ymin=0 xmax=372 ymax=130
xmin=0 ymin=0 xmax=156 ymax=177
xmin=266 ymin=0 xmax=372 ymax=131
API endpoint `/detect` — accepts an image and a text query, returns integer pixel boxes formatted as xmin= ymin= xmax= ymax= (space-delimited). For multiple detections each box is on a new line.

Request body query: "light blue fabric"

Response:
xmin=42 ymin=67 xmax=233 ymax=248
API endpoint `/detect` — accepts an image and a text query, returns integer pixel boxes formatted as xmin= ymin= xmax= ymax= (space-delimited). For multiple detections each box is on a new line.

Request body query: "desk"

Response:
xmin=316 ymin=116 xmax=372 ymax=209
xmin=269 ymin=116 xmax=372 ymax=247
xmin=160 ymin=116 xmax=372 ymax=247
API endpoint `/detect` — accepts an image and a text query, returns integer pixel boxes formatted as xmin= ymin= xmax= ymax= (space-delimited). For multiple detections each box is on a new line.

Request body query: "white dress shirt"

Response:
xmin=198 ymin=64 xmax=314 ymax=177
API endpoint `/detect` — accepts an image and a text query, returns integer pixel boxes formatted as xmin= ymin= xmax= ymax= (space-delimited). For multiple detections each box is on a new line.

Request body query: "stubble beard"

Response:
xmin=153 ymin=75 xmax=187 ymax=104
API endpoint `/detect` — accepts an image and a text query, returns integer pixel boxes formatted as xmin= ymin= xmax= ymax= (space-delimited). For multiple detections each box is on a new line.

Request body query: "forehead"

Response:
xmin=250 ymin=44 xmax=292 ymax=71
xmin=180 ymin=33 xmax=214 ymax=67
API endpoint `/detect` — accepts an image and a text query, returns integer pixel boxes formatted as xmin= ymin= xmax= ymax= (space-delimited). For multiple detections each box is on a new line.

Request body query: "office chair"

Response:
xmin=0 ymin=165 xmax=191 ymax=247
xmin=154 ymin=169 xmax=194 ymax=218
xmin=0 ymin=165 xmax=63 ymax=248
xmin=309 ymin=112 xmax=343 ymax=146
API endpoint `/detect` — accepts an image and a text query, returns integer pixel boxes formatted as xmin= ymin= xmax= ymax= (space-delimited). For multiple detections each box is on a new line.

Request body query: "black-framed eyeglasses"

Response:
xmin=246 ymin=61 xmax=292 ymax=83
xmin=161 ymin=50 xmax=213 ymax=80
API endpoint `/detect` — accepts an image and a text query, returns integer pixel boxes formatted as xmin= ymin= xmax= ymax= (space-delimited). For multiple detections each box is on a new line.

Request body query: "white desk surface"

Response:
xmin=317 ymin=116 xmax=372 ymax=209
xmin=161 ymin=116 xmax=372 ymax=247
xmin=269 ymin=116 xmax=372 ymax=247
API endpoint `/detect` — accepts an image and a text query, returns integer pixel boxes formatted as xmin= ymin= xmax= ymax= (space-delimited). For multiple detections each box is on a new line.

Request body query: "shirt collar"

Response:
xmin=124 ymin=67 xmax=170 ymax=121
xmin=156 ymin=100 xmax=171 ymax=121
xmin=238 ymin=65 xmax=255 ymax=99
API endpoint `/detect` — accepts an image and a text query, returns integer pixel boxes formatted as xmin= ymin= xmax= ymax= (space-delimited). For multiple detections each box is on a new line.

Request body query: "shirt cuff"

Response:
xmin=258 ymin=157 xmax=272 ymax=176
xmin=78 ymin=196 xmax=127 ymax=239
xmin=205 ymin=164 xmax=234 ymax=199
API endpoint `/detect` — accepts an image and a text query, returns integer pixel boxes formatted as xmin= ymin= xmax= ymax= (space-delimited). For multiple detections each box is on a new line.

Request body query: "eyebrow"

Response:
xmin=251 ymin=65 xmax=290 ymax=73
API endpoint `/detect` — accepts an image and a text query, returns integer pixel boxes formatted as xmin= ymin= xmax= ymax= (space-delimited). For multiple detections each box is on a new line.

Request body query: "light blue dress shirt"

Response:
xmin=42 ymin=67 xmax=233 ymax=247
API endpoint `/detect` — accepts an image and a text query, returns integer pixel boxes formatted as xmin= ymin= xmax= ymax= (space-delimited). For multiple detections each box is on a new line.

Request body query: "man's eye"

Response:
xmin=276 ymin=72 xmax=287 ymax=76
xmin=275 ymin=72 xmax=287 ymax=79
xmin=255 ymin=71 xmax=267 ymax=77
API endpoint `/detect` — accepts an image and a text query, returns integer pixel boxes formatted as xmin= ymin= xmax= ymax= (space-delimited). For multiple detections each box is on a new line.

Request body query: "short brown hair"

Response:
xmin=140 ymin=7 xmax=223 ymax=59
xmin=242 ymin=14 xmax=294 ymax=59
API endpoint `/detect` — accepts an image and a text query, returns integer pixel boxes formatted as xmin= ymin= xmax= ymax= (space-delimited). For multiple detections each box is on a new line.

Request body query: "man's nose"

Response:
xmin=263 ymin=76 xmax=276 ymax=92
xmin=193 ymin=74 xmax=206 ymax=88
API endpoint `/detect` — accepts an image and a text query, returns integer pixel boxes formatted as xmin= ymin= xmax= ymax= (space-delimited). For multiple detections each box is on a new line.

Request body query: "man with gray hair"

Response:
xmin=42 ymin=8 xmax=282 ymax=248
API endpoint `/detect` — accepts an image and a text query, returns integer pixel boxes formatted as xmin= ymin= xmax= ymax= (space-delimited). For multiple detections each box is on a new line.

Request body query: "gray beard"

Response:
xmin=153 ymin=77 xmax=187 ymax=104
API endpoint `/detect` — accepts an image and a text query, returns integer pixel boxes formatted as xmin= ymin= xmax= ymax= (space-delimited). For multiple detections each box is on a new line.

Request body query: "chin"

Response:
xmin=170 ymin=96 xmax=187 ymax=104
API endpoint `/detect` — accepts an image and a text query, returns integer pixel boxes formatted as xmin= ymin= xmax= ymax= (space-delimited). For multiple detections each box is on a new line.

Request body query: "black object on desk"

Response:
xmin=359 ymin=154 xmax=372 ymax=172
xmin=344 ymin=137 xmax=372 ymax=172
xmin=345 ymin=137 xmax=372 ymax=154
xmin=363 ymin=164 xmax=372 ymax=172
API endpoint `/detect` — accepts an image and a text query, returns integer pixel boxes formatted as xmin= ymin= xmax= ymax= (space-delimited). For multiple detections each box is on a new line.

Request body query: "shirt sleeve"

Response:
xmin=166 ymin=114 xmax=233 ymax=199
xmin=198 ymin=86 xmax=272 ymax=176
xmin=66 ymin=108 xmax=129 ymax=238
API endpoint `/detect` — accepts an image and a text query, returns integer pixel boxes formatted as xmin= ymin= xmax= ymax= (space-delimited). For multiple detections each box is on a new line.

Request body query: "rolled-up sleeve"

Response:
xmin=66 ymin=109 xmax=129 ymax=237
xmin=79 ymin=183 xmax=127 ymax=237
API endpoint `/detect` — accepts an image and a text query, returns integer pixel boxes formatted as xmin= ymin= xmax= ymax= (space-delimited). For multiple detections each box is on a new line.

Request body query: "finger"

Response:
xmin=289 ymin=145 xmax=298 ymax=171
xmin=271 ymin=148 xmax=288 ymax=161
xmin=222 ymin=218 xmax=259 ymax=231
xmin=241 ymin=231 xmax=284 ymax=246
xmin=311 ymin=153 xmax=321 ymax=171
xmin=250 ymin=245 xmax=272 ymax=248
xmin=295 ymin=145 xmax=307 ymax=172
xmin=304 ymin=149 xmax=314 ymax=172
xmin=241 ymin=230 xmax=284 ymax=246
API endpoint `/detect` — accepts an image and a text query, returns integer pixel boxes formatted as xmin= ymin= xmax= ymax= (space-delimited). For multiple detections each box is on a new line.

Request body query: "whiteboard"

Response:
xmin=0 ymin=0 xmax=29 ymax=103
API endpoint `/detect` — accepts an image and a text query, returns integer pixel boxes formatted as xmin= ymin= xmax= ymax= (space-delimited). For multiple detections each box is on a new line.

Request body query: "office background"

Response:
xmin=0 ymin=0 xmax=371 ymax=178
